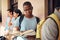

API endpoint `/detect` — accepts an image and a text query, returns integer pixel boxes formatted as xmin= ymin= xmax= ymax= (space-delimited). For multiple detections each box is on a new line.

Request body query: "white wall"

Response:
xmin=1 ymin=0 xmax=9 ymax=26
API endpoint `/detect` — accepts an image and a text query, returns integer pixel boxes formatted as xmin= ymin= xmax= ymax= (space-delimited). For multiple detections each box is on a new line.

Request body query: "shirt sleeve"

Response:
xmin=5 ymin=19 xmax=9 ymax=31
xmin=41 ymin=18 xmax=58 ymax=40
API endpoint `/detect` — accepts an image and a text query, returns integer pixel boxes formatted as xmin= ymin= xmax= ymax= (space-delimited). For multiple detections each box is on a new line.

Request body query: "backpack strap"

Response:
xmin=35 ymin=17 xmax=40 ymax=32
xmin=36 ymin=19 xmax=45 ymax=38
xmin=36 ymin=17 xmax=40 ymax=24
xmin=19 ymin=15 xmax=24 ymax=29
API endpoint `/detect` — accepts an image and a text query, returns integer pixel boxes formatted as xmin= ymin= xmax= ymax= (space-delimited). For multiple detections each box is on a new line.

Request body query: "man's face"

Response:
xmin=23 ymin=5 xmax=33 ymax=16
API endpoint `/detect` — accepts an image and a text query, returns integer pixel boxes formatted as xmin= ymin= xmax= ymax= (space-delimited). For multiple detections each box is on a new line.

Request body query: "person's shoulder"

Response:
xmin=45 ymin=18 xmax=54 ymax=23
xmin=12 ymin=17 xmax=15 ymax=21
xmin=42 ymin=18 xmax=56 ymax=30
xmin=17 ymin=16 xmax=20 ymax=19
xmin=44 ymin=18 xmax=56 ymax=25
xmin=46 ymin=18 xmax=52 ymax=22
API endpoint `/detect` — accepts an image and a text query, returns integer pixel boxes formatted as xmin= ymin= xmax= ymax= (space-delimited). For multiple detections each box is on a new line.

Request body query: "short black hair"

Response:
xmin=23 ymin=1 xmax=32 ymax=7
xmin=7 ymin=9 xmax=13 ymax=14
xmin=55 ymin=7 xmax=60 ymax=11
xmin=7 ymin=9 xmax=13 ymax=12
xmin=14 ymin=9 xmax=22 ymax=16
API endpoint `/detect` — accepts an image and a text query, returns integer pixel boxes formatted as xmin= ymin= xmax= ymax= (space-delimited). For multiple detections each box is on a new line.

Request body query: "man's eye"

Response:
xmin=24 ymin=9 xmax=32 ymax=11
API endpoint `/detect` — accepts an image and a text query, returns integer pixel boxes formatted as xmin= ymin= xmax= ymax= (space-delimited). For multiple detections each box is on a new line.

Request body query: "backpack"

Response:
xmin=0 ymin=36 xmax=6 ymax=40
xmin=19 ymin=15 xmax=40 ymax=30
xmin=36 ymin=14 xmax=60 ymax=40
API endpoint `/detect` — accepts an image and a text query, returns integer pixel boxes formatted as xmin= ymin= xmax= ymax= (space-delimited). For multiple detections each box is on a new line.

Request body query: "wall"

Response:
xmin=0 ymin=0 xmax=2 ymax=25
xmin=18 ymin=0 xmax=48 ymax=20
xmin=1 ymin=0 xmax=8 ymax=26
xmin=0 ymin=0 xmax=1 ymax=10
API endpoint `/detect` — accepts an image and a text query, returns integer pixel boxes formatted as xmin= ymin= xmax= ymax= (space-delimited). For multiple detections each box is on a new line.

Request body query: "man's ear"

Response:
xmin=31 ymin=6 xmax=33 ymax=10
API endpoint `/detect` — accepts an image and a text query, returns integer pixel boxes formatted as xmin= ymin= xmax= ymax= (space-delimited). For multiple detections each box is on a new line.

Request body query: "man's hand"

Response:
xmin=26 ymin=35 xmax=36 ymax=40
xmin=4 ymin=30 xmax=10 ymax=36
xmin=8 ymin=22 xmax=12 ymax=26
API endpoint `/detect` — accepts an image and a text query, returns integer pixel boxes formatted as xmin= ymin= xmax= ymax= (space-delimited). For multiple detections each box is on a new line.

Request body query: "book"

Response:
xmin=10 ymin=30 xmax=36 ymax=37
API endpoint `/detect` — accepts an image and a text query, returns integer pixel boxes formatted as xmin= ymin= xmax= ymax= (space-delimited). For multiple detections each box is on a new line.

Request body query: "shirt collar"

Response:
xmin=54 ymin=9 xmax=60 ymax=20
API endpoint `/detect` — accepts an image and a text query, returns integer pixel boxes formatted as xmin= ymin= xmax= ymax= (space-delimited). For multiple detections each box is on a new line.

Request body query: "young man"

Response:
xmin=16 ymin=1 xmax=40 ymax=40
xmin=41 ymin=7 xmax=60 ymax=40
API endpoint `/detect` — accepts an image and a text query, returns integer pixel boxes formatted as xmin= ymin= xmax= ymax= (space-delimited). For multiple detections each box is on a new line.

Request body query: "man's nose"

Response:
xmin=26 ymin=10 xmax=30 ymax=13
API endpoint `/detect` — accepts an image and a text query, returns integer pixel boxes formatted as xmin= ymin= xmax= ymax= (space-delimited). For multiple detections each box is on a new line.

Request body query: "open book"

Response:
xmin=10 ymin=30 xmax=36 ymax=37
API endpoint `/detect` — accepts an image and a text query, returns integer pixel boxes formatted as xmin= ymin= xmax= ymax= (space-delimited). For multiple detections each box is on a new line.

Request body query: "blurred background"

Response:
xmin=0 ymin=0 xmax=60 ymax=26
